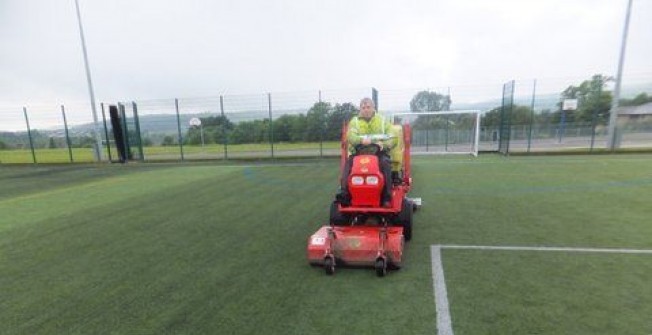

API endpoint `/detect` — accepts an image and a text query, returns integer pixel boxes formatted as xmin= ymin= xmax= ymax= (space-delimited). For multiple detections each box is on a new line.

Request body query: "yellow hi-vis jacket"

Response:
xmin=389 ymin=124 xmax=404 ymax=172
xmin=346 ymin=113 xmax=395 ymax=154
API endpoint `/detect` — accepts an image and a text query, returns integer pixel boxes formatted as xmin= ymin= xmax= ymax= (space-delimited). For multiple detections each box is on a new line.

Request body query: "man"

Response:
xmin=338 ymin=97 xmax=394 ymax=207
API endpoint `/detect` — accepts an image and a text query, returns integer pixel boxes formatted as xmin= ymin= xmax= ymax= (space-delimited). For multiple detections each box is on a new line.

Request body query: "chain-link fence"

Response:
xmin=2 ymin=78 xmax=651 ymax=163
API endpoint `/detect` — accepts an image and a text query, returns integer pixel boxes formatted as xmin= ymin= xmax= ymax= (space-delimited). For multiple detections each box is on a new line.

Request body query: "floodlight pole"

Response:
xmin=606 ymin=0 xmax=633 ymax=150
xmin=74 ymin=0 xmax=103 ymax=161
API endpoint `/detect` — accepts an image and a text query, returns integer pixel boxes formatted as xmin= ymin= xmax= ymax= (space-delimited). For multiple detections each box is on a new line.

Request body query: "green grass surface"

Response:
xmin=2 ymin=154 xmax=652 ymax=334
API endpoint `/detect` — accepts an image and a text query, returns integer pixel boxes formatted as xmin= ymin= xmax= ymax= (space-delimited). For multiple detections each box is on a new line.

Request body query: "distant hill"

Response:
xmin=445 ymin=82 xmax=652 ymax=113
xmin=67 ymin=109 xmax=308 ymax=135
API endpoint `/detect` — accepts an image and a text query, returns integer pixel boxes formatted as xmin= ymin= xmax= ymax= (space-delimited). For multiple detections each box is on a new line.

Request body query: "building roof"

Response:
xmin=617 ymin=102 xmax=652 ymax=115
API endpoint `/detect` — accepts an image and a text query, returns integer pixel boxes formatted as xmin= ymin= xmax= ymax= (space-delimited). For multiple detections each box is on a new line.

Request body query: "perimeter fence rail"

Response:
xmin=1 ymin=76 xmax=651 ymax=164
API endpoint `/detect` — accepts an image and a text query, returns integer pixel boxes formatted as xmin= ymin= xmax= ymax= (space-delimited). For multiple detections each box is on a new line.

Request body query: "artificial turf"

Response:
xmin=1 ymin=154 xmax=651 ymax=334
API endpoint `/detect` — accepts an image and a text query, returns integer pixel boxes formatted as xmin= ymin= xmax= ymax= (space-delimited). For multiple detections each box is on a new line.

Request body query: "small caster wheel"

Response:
xmin=324 ymin=256 xmax=335 ymax=275
xmin=375 ymin=258 xmax=387 ymax=277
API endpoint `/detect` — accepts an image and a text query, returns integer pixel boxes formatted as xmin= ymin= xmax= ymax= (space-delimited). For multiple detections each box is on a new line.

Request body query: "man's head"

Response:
xmin=359 ymin=97 xmax=376 ymax=120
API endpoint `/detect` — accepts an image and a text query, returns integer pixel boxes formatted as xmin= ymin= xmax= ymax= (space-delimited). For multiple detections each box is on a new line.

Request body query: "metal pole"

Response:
xmin=474 ymin=112 xmax=480 ymax=157
xmin=132 ymin=102 xmax=144 ymax=161
xmin=118 ymin=103 xmax=130 ymax=161
xmin=74 ymin=0 xmax=103 ymax=161
xmin=607 ymin=0 xmax=634 ymax=150
xmin=425 ymin=115 xmax=429 ymax=152
xmin=319 ymin=90 xmax=323 ymax=158
xmin=559 ymin=108 xmax=566 ymax=143
xmin=268 ymin=93 xmax=274 ymax=158
xmin=175 ymin=98 xmax=184 ymax=161
xmin=527 ymin=79 xmax=537 ymax=153
xmin=100 ymin=103 xmax=113 ymax=162
xmin=220 ymin=95 xmax=227 ymax=160
xmin=445 ymin=115 xmax=449 ymax=152
xmin=200 ymin=124 xmax=205 ymax=148
xmin=590 ymin=84 xmax=602 ymax=152
xmin=61 ymin=105 xmax=74 ymax=162
xmin=23 ymin=107 xmax=37 ymax=164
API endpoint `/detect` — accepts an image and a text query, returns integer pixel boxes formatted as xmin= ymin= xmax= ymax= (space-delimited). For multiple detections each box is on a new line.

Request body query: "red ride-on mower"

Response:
xmin=307 ymin=123 xmax=421 ymax=277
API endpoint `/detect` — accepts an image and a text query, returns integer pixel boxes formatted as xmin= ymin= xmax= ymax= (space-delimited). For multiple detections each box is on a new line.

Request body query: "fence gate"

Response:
xmin=499 ymin=80 xmax=515 ymax=155
xmin=104 ymin=103 xmax=144 ymax=162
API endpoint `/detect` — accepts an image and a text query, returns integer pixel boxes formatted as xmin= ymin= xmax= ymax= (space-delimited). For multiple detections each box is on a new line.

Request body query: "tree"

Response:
xmin=305 ymin=102 xmax=330 ymax=142
xmin=141 ymin=137 xmax=153 ymax=146
xmin=185 ymin=115 xmax=234 ymax=145
xmin=620 ymin=92 xmax=652 ymax=107
xmin=273 ymin=114 xmax=306 ymax=142
xmin=48 ymin=137 xmax=57 ymax=149
xmin=162 ymin=135 xmax=176 ymax=146
xmin=409 ymin=90 xmax=452 ymax=112
xmin=228 ymin=119 xmax=270 ymax=144
xmin=196 ymin=100 xmax=357 ymax=145
xmin=559 ymin=74 xmax=613 ymax=124
xmin=272 ymin=115 xmax=290 ymax=142
xmin=482 ymin=105 xmax=535 ymax=128
xmin=0 ymin=140 xmax=7 ymax=150
xmin=409 ymin=90 xmax=453 ymax=130
xmin=326 ymin=103 xmax=358 ymax=140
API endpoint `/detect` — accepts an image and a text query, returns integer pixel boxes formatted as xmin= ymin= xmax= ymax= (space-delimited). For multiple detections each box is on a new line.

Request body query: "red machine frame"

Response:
xmin=307 ymin=123 xmax=415 ymax=277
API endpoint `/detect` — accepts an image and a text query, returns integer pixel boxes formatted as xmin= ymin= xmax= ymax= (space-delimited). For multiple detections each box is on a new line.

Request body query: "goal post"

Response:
xmin=391 ymin=110 xmax=481 ymax=156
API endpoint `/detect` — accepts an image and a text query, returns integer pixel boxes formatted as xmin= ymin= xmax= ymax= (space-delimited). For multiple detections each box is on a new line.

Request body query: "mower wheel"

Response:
xmin=324 ymin=256 xmax=335 ymax=275
xmin=375 ymin=258 xmax=387 ymax=277
xmin=330 ymin=201 xmax=349 ymax=226
xmin=400 ymin=198 xmax=413 ymax=241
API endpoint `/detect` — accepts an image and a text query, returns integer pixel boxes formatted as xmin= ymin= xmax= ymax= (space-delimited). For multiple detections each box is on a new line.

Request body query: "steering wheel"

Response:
xmin=353 ymin=143 xmax=384 ymax=155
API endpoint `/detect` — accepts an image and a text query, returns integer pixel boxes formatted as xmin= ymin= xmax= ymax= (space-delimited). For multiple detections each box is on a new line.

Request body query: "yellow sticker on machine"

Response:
xmin=348 ymin=238 xmax=361 ymax=249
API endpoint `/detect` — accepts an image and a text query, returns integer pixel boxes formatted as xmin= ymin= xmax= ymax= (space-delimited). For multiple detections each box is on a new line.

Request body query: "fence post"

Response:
xmin=319 ymin=90 xmax=323 ymax=158
xmin=118 ymin=103 xmax=131 ymax=160
xmin=132 ymin=102 xmax=144 ymax=161
xmin=61 ymin=105 xmax=74 ymax=162
xmin=527 ymin=79 xmax=537 ymax=153
xmin=100 ymin=103 xmax=113 ymax=161
xmin=590 ymin=85 xmax=601 ymax=152
xmin=175 ymin=98 xmax=184 ymax=161
xmin=559 ymin=107 xmax=566 ymax=143
xmin=220 ymin=95 xmax=227 ymax=160
xmin=23 ymin=107 xmax=37 ymax=164
xmin=445 ymin=115 xmax=450 ymax=152
xmin=268 ymin=93 xmax=274 ymax=158
xmin=425 ymin=115 xmax=430 ymax=152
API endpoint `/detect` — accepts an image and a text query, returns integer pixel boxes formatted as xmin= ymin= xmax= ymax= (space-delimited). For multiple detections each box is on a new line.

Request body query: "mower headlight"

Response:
xmin=351 ymin=176 xmax=364 ymax=185
xmin=366 ymin=176 xmax=379 ymax=185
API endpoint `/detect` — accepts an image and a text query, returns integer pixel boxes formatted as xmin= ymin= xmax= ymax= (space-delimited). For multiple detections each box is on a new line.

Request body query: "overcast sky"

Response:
xmin=1 ymin=0 xmax=651 ymax=123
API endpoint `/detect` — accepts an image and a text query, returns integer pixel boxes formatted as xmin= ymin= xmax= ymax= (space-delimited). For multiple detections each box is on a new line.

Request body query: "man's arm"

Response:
xmin=346 ymin=117 xmax=364 ymax=146
xmin=380 ymin=116 xmax=396 ymax=150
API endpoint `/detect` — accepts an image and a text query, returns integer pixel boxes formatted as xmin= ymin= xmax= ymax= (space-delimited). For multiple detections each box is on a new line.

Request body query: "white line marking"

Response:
xmin=431 ymin=245 xmax=454 ymax=335
xmin=430 ymin=244 xmax=652 ymax=334
xmin=439 ymin=245 xmax=652 ymax=254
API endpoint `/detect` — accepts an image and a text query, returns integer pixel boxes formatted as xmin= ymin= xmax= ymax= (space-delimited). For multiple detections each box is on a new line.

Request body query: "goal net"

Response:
xmin=391 ymin=110 xmax=481 ymax=156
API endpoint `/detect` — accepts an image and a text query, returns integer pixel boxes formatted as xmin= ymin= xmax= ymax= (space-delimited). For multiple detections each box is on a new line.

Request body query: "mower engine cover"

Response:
xmin=348 ymin=155 xmax=384 ymax=207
